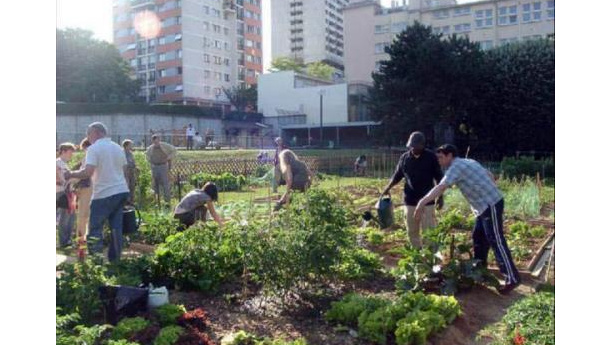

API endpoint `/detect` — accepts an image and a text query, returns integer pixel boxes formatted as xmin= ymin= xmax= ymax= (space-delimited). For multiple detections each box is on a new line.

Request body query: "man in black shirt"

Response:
xmin=381 ymin=132 xmax=444 ymax=248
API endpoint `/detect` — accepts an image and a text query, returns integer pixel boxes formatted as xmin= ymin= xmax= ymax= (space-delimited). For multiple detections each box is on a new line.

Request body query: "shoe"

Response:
xmin=497 ymin=281 xmax=520 ymax=295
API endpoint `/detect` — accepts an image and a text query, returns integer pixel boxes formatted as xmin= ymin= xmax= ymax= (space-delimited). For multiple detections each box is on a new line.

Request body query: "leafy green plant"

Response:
xmin=326 ymin=292 xmax=461 ymax=345
xmin=221 ymin=330 xmax=308 ymax=345
xmin=107 ymin=340 xmax=141 ymax=345
xmin=111 ymin=317 xmax=150 ymax=340
xmin=500 ymin=156 xmax=554 ymax=179
xmin=478 ymin=292 xmax=554 ymax=345
xmin=137 ymin=211 xmax=181 ymax=245
xmin=155 ymin=304 xmax=187 ymax=326
xmin=333 ymin=248 xmax=383 ymax=280
xmin=190 ymin=172 xmax=247 ymax=191
xmin=153 ymin=325 xmax=185 ymax=345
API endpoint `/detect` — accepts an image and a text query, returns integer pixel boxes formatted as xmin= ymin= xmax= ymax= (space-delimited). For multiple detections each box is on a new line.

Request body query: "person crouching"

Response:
xmin=173 ymin=182 xmax=224 ymax=230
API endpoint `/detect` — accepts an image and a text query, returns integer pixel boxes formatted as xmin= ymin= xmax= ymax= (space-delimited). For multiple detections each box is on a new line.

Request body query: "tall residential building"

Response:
xmin=270 ymin=0 xmax=349 ymax=73
xmin=344 ymin=0 xmax=555 ymax=84
xmin=112 ymin=0 xmax=262 ymax=106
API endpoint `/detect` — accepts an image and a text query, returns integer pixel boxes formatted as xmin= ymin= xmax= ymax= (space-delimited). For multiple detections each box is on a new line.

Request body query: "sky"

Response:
xmin=56 ymin=0 xmax=478 ymax=72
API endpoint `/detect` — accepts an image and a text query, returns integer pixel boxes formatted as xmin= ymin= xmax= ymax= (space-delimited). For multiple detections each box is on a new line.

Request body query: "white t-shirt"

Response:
xmin=85 ymin=138 xmax=129 ymax=200
xmin=186 ymin=127 xmax=195 ymax=137
xmin=56 ymin=158 xmax=68 ymax=193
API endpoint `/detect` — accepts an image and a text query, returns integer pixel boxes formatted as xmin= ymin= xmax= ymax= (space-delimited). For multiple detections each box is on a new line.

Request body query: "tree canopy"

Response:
xmin=370 ymin=22 xmax=554 ymax=157
xmin=56 ymin=28 xmax=141 ymax=103
xmin=270 ymin=57 xmax=334 ymax=81
xmin=222 ymin=84 xmax=258 ymax=112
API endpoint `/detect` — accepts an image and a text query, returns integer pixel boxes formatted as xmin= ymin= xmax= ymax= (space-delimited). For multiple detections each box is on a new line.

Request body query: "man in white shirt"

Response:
xmin=65 ymin=122 xmax=130 ymax=262
xmin=185 ymin=123 xmax=195 ymax=150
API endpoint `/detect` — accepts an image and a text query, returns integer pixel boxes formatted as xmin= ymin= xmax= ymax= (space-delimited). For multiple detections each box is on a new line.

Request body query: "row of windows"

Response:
xmin=203 ymin=54 xmax=231 ymax=66
xmin=245 ymin=54 xmax=262 ymax=64
xmin=203 ymin=37 xmax=232 ymax=51
xmin=246 ymin=24 xmax=262 ymax=35
xmin=245 ymin=9 xmax=261 ymax=20
xmin=203 ymin=70 xmax=231 ymax=82
xmin=203 ymin=22 xmax=231 ymax=35
xmin=375 ymin=22 xmax=408 ymax=34
xmin=158 ymin=84 xmax=183 ymax=95
xmin=245 ymin=39 xmax=262 ymax=50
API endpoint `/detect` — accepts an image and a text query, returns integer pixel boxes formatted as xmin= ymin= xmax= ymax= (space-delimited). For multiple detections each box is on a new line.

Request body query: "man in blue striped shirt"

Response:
xmin=414 ymin=144 xmax=520 ymax=294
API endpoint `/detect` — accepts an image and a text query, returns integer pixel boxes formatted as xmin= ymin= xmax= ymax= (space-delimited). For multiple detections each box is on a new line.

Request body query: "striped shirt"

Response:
xmin=440 ymin=158 xmax=502 ymax=216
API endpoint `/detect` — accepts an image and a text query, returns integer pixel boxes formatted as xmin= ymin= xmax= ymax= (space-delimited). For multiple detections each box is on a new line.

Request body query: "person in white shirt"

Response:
xmin=185 ymin=123 xmax=195 ymax=150
xmin=65 ymin=122 xmax=130 ymax=262
xmin=56 ymin=142 xmax=76 ymax=248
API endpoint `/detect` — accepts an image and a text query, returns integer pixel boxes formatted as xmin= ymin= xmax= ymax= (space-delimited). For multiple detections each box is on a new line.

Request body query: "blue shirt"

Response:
xmin=440 ymin=158 xmax=502 ymax=216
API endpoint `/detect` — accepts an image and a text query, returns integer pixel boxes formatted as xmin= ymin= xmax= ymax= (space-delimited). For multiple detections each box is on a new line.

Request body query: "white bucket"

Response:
xmin=147 ymin=284 xmax=169 ymax=309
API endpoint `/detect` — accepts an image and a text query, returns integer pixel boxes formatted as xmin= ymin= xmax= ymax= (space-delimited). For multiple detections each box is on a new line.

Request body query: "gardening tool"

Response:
xmin=375 ymin=195 xmax=395 ymax=229
xmin=123 ymin=205 xmax=142 ymax=235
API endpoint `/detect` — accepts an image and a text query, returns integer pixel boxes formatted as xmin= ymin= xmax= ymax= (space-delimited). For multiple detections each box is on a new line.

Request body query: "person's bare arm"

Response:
xmin=66 ymin=165 xmax=95 ymax=180
xmin=206 ymin=201 xmax=223 ymax=226
xmin=414 ymin=183 xmax=449 ymax=221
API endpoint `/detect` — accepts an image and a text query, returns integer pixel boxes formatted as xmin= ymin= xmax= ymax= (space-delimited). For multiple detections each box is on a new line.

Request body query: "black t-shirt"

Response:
xmin=390 ymin=149 xmax=444 ymax=206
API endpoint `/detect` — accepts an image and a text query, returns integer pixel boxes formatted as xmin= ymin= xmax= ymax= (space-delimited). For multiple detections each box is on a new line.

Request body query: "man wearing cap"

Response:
xmin=272 ymin=137 xmax=286 ymax=193
xmin=414 ymin=144 xmax=521 ymax=294
xmin=146 ymin=134 xmax=177 ymax=204
xmin=381 ymin=132 xmax=444 ymax=248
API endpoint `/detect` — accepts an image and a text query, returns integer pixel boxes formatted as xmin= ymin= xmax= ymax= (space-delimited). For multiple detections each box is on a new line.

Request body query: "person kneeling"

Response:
xmin=173 ymin=182 xmax=224 ymax=230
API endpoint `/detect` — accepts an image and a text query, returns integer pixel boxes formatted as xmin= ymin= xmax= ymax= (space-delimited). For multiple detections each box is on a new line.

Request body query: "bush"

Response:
xmin=190 ymin=172 xmax=247 ymax=191
xmin=500 ymin=156 xmax=554 ymax=179
xmin=137 ymin=211 xmax=181 ymax=245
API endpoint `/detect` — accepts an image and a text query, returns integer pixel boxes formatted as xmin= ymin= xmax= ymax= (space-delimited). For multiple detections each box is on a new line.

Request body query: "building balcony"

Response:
xmin=130 ymin=0 xmax=154 ymax=9
xmin=223 ymin=0 xmax=236 ymax=12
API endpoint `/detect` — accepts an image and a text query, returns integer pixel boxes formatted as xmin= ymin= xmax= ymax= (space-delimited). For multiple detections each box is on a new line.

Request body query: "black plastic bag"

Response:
xmin=99 ymin=285 xmax=149 ymax=325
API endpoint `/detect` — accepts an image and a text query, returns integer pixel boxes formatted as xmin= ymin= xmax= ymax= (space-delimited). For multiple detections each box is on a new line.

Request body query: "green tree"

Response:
xmin=474 ymin=39 xmax=555 ymax=157
xmin=270 ymin=56 xmax=306 ymax=73
xmin=222 ymin=84 xmax=258 ymax=112
xmin=307 ymin=61 xmax=334 ymax=80
xmin=270 ymin=56 xmax=334 ymax=81
xmin=370 ymin=22 xmax=485 ymax=148
xmin=56 ymin=28 xmax=141 ymax=103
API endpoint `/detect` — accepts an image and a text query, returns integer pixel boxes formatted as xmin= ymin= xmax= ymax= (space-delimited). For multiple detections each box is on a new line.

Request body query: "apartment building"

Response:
xmin=270 ymin=0 xmax=349 ymax=73
xmin=113 ymin=0 xmax=262 ymax=106
xmin=344 ymin=0 xmax=555 ymax=84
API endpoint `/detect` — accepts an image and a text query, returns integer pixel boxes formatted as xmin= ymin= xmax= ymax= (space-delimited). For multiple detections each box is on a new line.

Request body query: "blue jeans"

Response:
xmin=473 ymin=199 xmax=521 ymax=285
xmin=57 ymin=207 xmax=75 ymax=247
xmin=88 ymin=192 xmax=129 ymax=262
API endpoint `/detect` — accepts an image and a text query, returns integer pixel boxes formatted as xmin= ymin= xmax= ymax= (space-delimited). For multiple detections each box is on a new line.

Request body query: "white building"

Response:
xmin=257 ymin=71 xmax=378 ymax=147
xmin=270 ymin=0 xmax=348 ymax=73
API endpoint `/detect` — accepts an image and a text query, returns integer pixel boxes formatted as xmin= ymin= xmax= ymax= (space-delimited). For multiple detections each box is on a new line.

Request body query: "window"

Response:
xmin=479 ymin=40 xmax=494 ymax=50
xmin=214 ymin=56 xmax=222 ymax=64
xmin=454 ymin=23 xmax=471 ymax=33
xmin=175 ymin=84 xmax=183 ymax=92
xmin=453 ymin=7 xmax=471 ymax=16
xmin=224 ymin=42 xmax=230 ymax=50
xmin=126 ymin=43 xmax=137 ymax=51
xmin=433 ymin=9 xmax=449 ymax=19
xmin=374 ymin=24 xmax=389 ymax=34
xmin=391 ymin=22 xmax=407 ymax=33
xmin=177 ymin=49 xmax=182 ymax=58
xmin=215 ymin=88 xmax=222 ymax=96
xmin=158 ymin=69 xmax=167 ymax=78
xmin=203 ymin=5 xmax=209 ymax=14
xmin=374 ymin=42 xmax=389 ymax=54
xmin=224 ymin=74 xmax=230 ymax=82
xmin=204 ymin=70 xmax=211 ymax=79
xmin=159 ymin=36 xmax=166 ymax=45
xmin=213 ymin=24 xmax=221 ymax=33
xmin=374 ymin=61 xmax=382 ymax=72
xmin=498 ymin=5 xmax=518 ymax=25
xmin=212 ymin=8 xmax=220 ymax=17
xmin=523 ymin=2 xmax=542 ymax=22
xmin=214 ymin=72 xmax=222 ymax=80
xmin=546 ymin=1 xmax=554 ymax=19
xmin=158 ymin=85 xmax=166 ymax=94
xmin=224 ymin=58 xmax=230 ymax=66
xmin=246 ymin=39 xmax=254 ymax=47
xmin=475 ymin=9 xmax=494 ymax=28
xmin=203 ymin=21 xmax=210 ymax=30
xmin=204 ymin=54 xmax=210 ymax=63
xmin=175 ymin=33 xmax=182 ymax=41
xmin=158 ymin=53 xmax=166 ymax=61
xmin=214 ymin=40 xmax=222 ymax=49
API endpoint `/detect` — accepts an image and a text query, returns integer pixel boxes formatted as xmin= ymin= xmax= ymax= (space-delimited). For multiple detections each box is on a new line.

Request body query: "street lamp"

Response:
xmin=319 ymin=89 xmax=326 ymax=147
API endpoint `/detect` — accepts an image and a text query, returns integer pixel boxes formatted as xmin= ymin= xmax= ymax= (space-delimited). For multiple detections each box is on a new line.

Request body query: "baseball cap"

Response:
xmin=406 ymin=131 xmax=426 ymax=148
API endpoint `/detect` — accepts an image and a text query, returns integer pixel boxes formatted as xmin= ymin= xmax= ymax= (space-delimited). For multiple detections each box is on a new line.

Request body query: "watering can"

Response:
xmin=362 ymin=195 xmax=395 ymax=229
xmin=123 ymin=205 xmax=141 ymax=235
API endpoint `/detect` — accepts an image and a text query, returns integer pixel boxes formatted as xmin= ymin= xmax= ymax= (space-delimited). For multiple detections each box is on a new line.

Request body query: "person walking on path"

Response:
xmin=414 ymin=144 xmax=521 ymax=294
xmin=186 ymin=124 xmax=195 ymax=150
xmin=381 ymin=132 xmax=444 ymax=248
xmin=57 ymin=142 xmax=77 ymax=249
xmin=146 ymin=134 xmax=177 ymax=205
xmin=272 ymin=137 xmax=286 ymax=193
xmin=173 ymin=182 xmax=224 ymax=230
xmin=65 ymin=122 xmax=130 ymax=262
xmin=74 ymin=138 xmax=93 ymax=256
xmin=122 ymin=139 xmax=138 ymax=205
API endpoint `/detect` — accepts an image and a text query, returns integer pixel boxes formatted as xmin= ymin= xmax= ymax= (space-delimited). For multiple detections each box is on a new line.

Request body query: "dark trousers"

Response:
xmin=472 ymin=199 xmax=520 ymax=284
xmin=174 ymin=206 xmax=207 ymax=231
xmin=88 ymin=192 xmax=129 ymax=262
xmin=186 ymin=136 xmax=193 ymax=150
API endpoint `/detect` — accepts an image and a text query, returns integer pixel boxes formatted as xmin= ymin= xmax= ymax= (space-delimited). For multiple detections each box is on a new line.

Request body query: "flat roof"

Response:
xmin=281 ymin=121 xmax=381 ymax=129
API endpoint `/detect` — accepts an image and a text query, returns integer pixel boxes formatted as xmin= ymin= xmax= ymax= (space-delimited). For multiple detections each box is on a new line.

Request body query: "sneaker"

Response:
xmin=497 ymin=281 xmax=520 ymax=295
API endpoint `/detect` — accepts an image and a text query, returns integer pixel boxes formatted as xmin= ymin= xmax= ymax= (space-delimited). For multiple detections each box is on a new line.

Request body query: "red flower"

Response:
xmin=513 ymin=327 xmax=526 ymax=345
